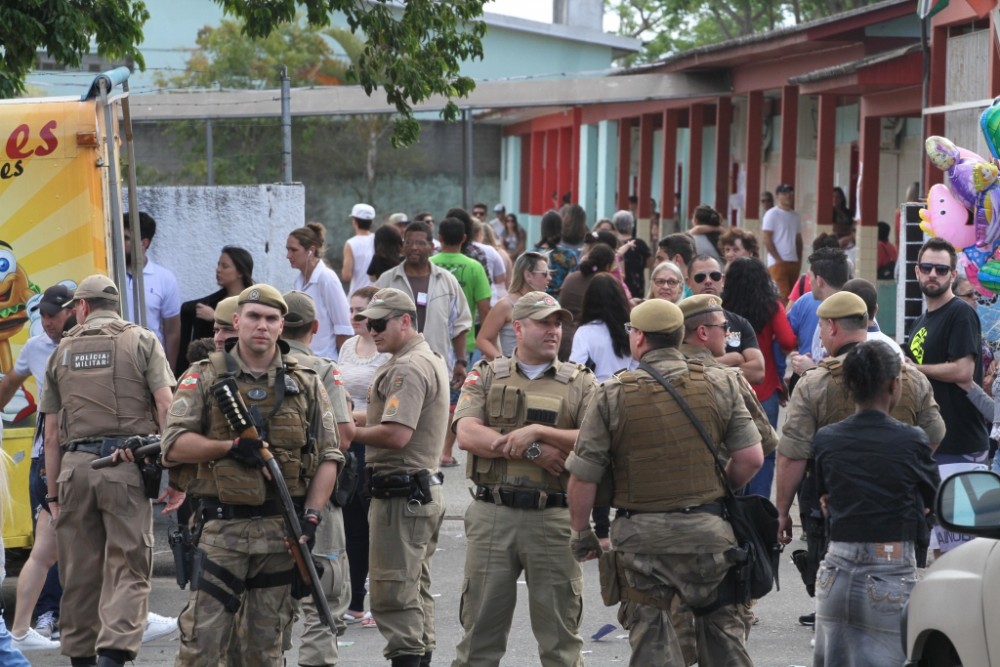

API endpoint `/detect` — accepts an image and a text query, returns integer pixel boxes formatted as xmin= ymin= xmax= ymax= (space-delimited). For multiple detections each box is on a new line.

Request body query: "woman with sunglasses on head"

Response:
xmin=812 ymin=340 xmax=939 ymax=667
xmin=500 ymin=213 xmax=526 ymax=259
xmin=338 ymin=286 xmax=392 ymax=628
xmin=722 ymin=257 xmax=796 ymax=497
xmin=475 ymin=251 xmax=550 ymax=361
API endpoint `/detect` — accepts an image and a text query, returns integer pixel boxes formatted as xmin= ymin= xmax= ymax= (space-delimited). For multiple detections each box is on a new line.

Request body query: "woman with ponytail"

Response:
xmin=287 ymin=222 xmax=353 ymax=359
xmin=812 ymin=340 xmax=940 ymax=667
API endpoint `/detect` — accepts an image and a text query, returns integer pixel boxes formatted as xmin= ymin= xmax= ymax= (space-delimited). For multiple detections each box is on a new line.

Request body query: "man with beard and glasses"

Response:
xmin=906 ymin=236 xmax=989 ymax=556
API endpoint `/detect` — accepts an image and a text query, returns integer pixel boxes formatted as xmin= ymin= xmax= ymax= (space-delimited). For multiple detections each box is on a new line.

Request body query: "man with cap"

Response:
xmin=761 ymin=183 xmax=803 ymax=302
xmin=211 ymin=295 xmax=240 ymax=352
xmin=0 ymin=283 xmax=73 ymax=649
xmin=775 ymin=291 xmax=943 ymax=625
xmin=451 ymin=291 xmax=597 ymax=667
xmin=566 ymin=298 xmax=763 ymax=667
xmin=352 ymin=287 xmax=449 ymax=667
xmin=490 ymin=204 xmax=506 ymax=238
xmin=41 ymin=274 xmax=176 ymax=667
xmin=342 ymin=203 xmax=377 ymax=296
xmin=279 ymin=290 xmax=355 ymax=667
xmin=161 ymin=283 xmax=343 ymax=667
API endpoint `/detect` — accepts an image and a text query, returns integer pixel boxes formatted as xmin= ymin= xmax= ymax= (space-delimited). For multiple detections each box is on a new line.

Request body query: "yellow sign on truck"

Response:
xmin=1 ymin=68 xmax=137 ymax=557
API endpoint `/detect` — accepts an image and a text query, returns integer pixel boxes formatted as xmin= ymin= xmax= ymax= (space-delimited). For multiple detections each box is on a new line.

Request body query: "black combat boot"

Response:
xmin=96 ymin=648 xmax=128 ymax=667
xmin=419 ymin=651 xmax=432 ymax=666
xmin=70 ymin=659 xmax=97 ymax=667
xmin=390 ymin=655 xmax=422 ymax=667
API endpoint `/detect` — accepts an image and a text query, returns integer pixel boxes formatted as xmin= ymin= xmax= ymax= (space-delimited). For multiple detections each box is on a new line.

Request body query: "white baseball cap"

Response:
xmin=351 ymin=203 xmax=375 ymax=221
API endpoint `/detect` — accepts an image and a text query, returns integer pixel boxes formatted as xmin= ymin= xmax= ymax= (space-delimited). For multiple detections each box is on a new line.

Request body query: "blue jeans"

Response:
xmin=0 ymin=610 xmax=29 ymax=666
xmin=744 ymin=392 xmax=780 ymax=498
xmin=814 ymin=541 xmax=916 ymax=667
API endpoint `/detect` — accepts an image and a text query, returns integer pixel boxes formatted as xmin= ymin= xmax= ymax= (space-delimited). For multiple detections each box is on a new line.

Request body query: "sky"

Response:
xmin=487 ymin=0 xmax=553 ymax=23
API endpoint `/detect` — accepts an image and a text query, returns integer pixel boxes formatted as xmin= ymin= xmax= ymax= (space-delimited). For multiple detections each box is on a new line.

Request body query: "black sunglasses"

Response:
xmin=366 ymin=314 xmax=401 ymax=333
xmin=917 ymin=263 xmax=952 ymax=277
xmin=693 ymin=271 xmax=723 ymax=284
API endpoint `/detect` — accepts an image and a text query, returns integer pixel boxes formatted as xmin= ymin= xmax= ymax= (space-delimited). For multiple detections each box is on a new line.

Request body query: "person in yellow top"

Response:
xmin=352 ymin=288 xmax=450 ymax=667
xmin=452 ymin=291 xmax=598 ymax=667
xmin=567 ymin=298 xmax=763 ymax=667
xmin=161 ymin=284 xmax=342 ymax=667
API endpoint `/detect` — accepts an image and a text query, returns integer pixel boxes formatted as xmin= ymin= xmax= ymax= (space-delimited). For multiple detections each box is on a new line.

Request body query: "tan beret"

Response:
xmin=816 ymin=291 xmax=867 ymax=320
xmin=678 ymin=294 xmax=723 ymax=320
xmin=214 ymin=296 xmax=240 ymax=326
xmin=511 ymin=291 xmax=572 ymax=322
xmin=238 ymin=284 xmax=288 ymax=315
xmin=630 ymin=298 xmax=683 ymax=334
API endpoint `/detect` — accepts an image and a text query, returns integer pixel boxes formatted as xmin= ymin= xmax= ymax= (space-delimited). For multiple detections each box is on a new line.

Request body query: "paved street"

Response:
xmin=5 ymin=446 xmax=820 ymax=667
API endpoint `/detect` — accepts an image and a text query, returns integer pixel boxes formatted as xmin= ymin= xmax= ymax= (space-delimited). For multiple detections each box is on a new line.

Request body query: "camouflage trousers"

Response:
xmin=611 ymin=513 xmax=752 ymax=667
xmin=174 ymin=516 xmax=294 ymax=667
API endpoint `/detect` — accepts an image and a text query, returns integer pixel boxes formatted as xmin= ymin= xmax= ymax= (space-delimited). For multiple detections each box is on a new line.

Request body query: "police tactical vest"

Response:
xmin=57 ymin=319 xmax=157 ymax=445
xmin=611 ymin=362 xmax=726 ymax=511
xmin=188 ymin=351 xmax=317 ymax=502
xmin=470 ymin=356 xmax=581 ymax=493
xmin=818 ymin=357 xmax=923 ymax=427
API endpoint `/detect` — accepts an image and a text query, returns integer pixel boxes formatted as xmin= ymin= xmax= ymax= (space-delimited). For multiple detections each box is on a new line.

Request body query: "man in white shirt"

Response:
xmin=341 ymin=203 xmax=376 ymax=296
xmin=490 ymin=204 xmax=505 ymax=238
xmin=761 ymin=183 xmax=803 ymax=302
xmin=123 ymin=212 xmax=181 ymax=372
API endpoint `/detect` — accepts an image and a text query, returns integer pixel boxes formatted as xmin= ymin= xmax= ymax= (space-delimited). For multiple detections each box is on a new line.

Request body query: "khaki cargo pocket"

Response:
xmin=598 ymin=550 xmax=622 ymax=606
xmin=56 ymin=466 xmax=75 ymax=516
xmin=369 ymin=568 xmax=414 ymax=613
xmin=213 ymin=458 xmax=266 ymax=505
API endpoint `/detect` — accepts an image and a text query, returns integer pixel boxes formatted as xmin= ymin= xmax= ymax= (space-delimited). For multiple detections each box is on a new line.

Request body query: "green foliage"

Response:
xmin=0 ymin=0 xmax=149 ymax=98
xmin=213 ymin=0 xmax=488 ymax=147
xmin=606 ymin=0 xmax=883 ymax=63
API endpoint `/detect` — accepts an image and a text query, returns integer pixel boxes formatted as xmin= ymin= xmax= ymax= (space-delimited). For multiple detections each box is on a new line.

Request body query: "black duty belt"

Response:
xmin=474 ymin=486 xmax=568 ymax=510
xmin=65 ymin=437 xmax=129 ymax=456
xmin=369 ymin=470 xmax=444 ymax=487
xmin=200 ymin=498 xmax=291 ymax=521
xmin=616 ymin=500 xmax=724 ymax=520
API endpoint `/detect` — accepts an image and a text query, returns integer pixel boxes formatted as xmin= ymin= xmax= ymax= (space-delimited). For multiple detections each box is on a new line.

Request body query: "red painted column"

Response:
xmin=617 ymin=118 xmax=633 ymax=211
xmin=637 ymin=113 xmax=655 ymax=219
xmin=780 ymin=85 xmax=799 ymax=188
xmin=745 ymin=91 xmax=764 ymax=223
xmin=660 ymin=109 xmax=679 ymax=231
xmin=859 ymin=109 xmax=881 ymax=232
xmin=558 ymin=126 xmax=573 ymax=203
xmin=687 ymin=103 xmax=704 ymax=221
xmin=571 ymin=108 xmax=582 ymax=203
xmin=529 ymin=131 xmax=544 ymax=214
xmin=545 ymin=129 xmax=558 ymax=210
xmin=924 ymin=25 xmax=947 ymax=192
xmin=715 ymin=97 xmax=733 ymax=214
xmin=816 ymin=94 xmax=836 ymax=228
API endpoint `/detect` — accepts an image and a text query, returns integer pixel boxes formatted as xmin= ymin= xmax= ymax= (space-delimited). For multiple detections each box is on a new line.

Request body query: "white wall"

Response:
xmin=130 ymin=184 xmax=306 ymax=303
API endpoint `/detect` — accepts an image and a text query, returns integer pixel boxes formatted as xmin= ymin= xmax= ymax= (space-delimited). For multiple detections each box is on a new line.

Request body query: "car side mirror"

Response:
xmin=936 ymin=470 xmax=1000 ymax=539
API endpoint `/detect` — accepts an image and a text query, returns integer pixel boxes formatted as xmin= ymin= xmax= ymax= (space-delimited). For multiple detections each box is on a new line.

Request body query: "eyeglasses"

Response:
xmin=956 ymin=291 xmax=976 ymax=299
xmin=702 ymin=322 xmax=730 ymax=333
xmin=917 ymin=263 xmax=952 ymax=276
xmin=654 ymin=278 xmax=681 ymax=288
xmin=366 ymin=314 xmax=402 ymax=333
xmin=693 ymin=271 xmax=723 ymax=284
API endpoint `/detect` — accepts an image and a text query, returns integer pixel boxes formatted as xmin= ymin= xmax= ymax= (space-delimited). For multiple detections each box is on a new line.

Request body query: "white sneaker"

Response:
xmin=142 ymin=612 xmax=178 ymax=643
xmin=12 ymin=627 xmax=60 ymax=651
xmin=34 ymin=610 xmax=58 ymax=639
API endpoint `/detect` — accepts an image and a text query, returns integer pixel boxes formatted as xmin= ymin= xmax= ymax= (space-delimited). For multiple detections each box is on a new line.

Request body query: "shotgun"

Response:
xmin=210 ymin=377 xmax=335 ymax=632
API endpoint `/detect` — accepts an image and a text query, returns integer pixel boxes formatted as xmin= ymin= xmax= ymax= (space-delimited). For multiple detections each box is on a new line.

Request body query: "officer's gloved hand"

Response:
xmin=570 ymin=527 xmax=603 ymax=561
xmin=228 ymin=437 xmax=266 ymax=468
xmin=300 ymin=509 xmax=322 ymax=552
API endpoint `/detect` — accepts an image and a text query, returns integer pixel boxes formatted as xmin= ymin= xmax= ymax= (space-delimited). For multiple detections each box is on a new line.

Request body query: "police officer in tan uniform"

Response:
xmin=775 ymin=291 xmax=944 ymax=608
xmin=281 ymin=290 xmax=355 ymax=666
xmin=566 ymin=299 xmax=763 ymax=667
xmin=452 ymin=291 xmax=598 ymax=667
xmin=212 ymin=295 xmax=240 ymax=351
xmin=352 ymin=288 xmax=449 ymax=667
xmin=162 ymin=284 xmax=342 ymax=667
xmin=42 ymin=274 xmax=176 ymax=667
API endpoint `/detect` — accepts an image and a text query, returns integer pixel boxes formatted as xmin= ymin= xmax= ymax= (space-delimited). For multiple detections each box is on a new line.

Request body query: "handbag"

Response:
xmin=638 ymin=362 xmax=782 ymax=605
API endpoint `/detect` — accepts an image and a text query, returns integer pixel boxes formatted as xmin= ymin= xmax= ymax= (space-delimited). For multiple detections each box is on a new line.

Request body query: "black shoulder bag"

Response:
xmin=638 ymin=362 xmax=782 ymax=607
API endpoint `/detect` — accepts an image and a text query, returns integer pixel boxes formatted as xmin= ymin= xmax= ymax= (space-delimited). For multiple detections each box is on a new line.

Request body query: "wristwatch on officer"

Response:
xmin=524 ymin=442 xmax=542 ymax=460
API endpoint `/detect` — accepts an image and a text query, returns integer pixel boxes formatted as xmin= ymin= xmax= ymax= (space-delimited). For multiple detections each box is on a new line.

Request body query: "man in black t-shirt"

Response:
xmin=906 ymin=236 xmax=988 ymax=554
xmin=686 ymin=254 xmax=765 ymax=385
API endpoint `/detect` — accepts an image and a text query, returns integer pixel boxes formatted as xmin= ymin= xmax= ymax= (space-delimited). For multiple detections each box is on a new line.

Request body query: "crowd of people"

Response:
xmin=0 ymin=196 xmax=990 ymax=667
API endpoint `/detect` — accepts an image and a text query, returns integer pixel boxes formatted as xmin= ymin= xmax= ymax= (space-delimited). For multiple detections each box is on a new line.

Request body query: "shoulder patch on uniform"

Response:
xmin=463 ymin=370 xmax=480 ymax=387
xmin=178 ymin=373 xmax=199 ymax=390
xmin=391 ymin=376 xmax=404 ymax=391
xmin=332 ymin=369 xmax=344 ymax=386
xmin=456 ymin=392 xmax=473 ymax=411
xmin=169 ymin=395 xmax=191 ymax=418
xmin=385 ymin=395 xmax=400 ymax=418
xmin=322 ymin=410 xmax=335 ymax=431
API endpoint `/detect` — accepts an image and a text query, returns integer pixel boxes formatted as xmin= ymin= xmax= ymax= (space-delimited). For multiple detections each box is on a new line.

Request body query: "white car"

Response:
xmin=904 ymin=470 xmax=1000 ymax=666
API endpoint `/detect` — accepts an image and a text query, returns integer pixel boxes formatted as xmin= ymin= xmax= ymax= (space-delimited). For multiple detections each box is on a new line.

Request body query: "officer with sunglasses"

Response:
xmin=906 ymin=236 xmax=989 ymax=557
xmin=685 ymin=254 xmax=765 ymax=385
xmin=352 ymin=288 xmax=449 ymax=667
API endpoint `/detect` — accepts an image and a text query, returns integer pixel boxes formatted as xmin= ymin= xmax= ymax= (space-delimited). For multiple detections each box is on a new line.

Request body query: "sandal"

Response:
xmin=342 ymin=611 xmax=367 ymax=625
xmin=361 ymin=613 xmax=377 ymax=628
xmin=440 ymin=457 xmax=460 ymax=468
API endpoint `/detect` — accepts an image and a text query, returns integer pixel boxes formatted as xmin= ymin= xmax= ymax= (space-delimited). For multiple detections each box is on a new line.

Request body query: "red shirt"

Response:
xmin=754 ymin=304 xmax=797 ymax=401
